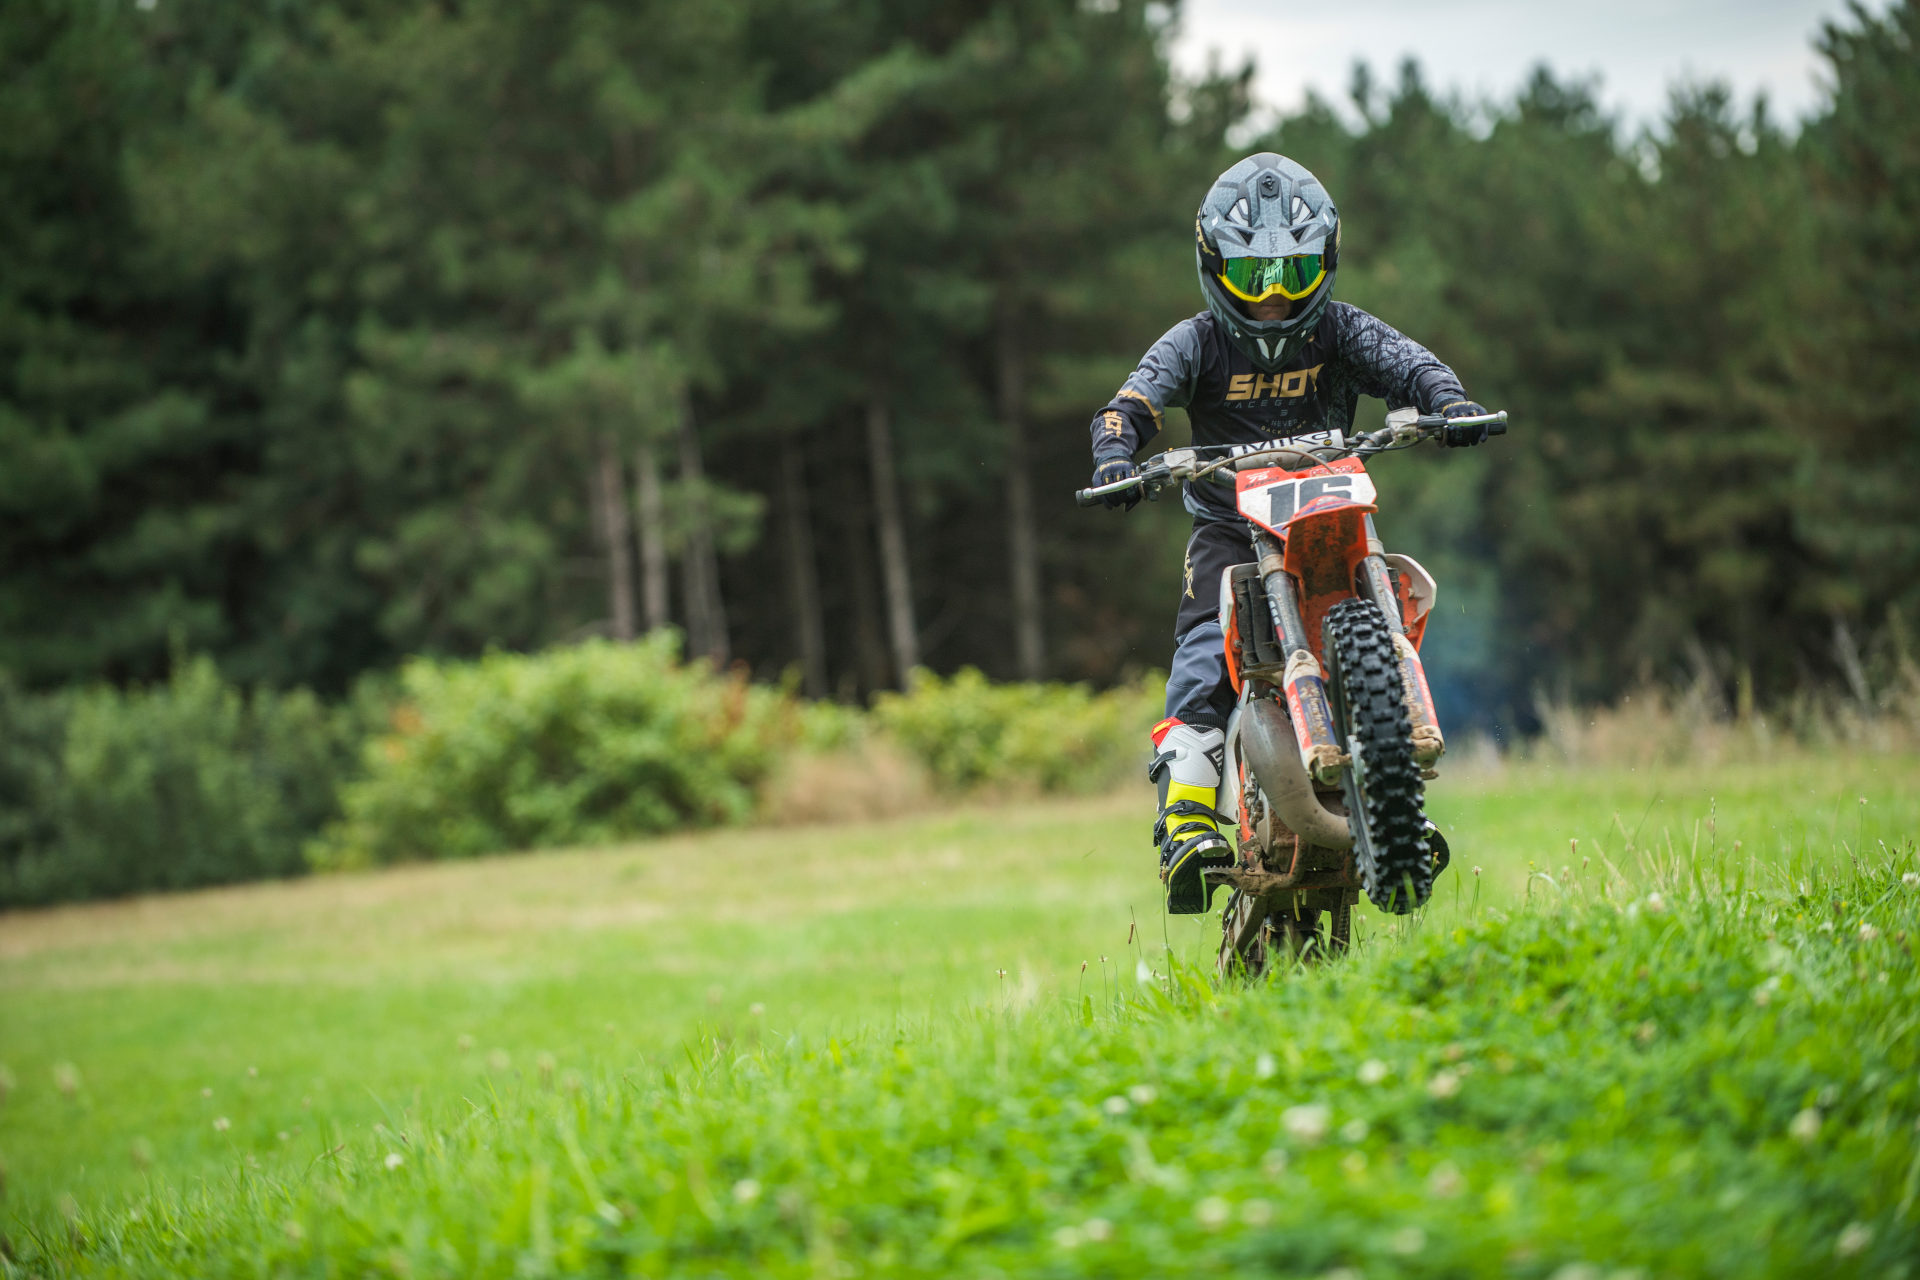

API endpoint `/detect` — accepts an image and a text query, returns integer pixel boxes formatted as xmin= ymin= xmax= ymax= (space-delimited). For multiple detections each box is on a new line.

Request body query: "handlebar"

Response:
xmin=1073 ymin=409 xmax=1508 ymax=506
xmin=1076 ymin=475 xmax=1144 ymax=507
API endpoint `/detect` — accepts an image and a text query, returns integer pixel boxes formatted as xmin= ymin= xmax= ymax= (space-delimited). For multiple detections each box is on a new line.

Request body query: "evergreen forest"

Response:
xmin=5 ymin=0 xmax=1918 ymax=725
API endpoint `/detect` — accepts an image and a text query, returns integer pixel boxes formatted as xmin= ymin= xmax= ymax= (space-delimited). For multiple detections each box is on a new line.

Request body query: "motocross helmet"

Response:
xmin=1195 ymin=153 xmax=1340 ymax=371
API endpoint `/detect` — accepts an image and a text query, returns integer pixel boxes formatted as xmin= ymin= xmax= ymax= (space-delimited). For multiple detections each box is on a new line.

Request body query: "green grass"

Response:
xmin=3 ymin=753 xmax=1919 ymax=1275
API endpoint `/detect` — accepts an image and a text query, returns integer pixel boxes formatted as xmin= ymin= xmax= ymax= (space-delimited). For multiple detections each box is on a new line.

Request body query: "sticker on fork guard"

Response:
xmin=1285 ymin=673 xmax=1334 ymax=755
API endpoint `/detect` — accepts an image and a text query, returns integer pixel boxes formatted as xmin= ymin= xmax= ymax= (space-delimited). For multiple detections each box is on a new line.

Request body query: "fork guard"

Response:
xmin=1390 ymin=631 xmax=1446 ymax=766
xmin=1239 ymin=696 xmax=1353 ymax=851
xmin=1280 ymin=649 xmax=1348 ymax=785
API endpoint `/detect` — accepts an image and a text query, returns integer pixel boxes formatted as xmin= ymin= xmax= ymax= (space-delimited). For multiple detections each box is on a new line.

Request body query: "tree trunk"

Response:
xmin=997 ymin=319 xmax=1045 ymax=679
xmin=865 ymin=393 xmax=919 ymax=684
xmin=592 ymin=434 xmax=637 ymax=642
xmin=633 ymin=441 xmax=670 ymax=632
xmin=842 ymin=492 xmax=889 ymax=698
xmin=677 ymin=393 xmax=728 ymax=665
xmin=779 ymin=434 xmax=829 ymax=698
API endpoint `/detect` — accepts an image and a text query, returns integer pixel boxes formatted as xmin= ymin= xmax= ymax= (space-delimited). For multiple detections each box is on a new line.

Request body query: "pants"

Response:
xmin=1165 ymin=519 xmax=1256 ymax=732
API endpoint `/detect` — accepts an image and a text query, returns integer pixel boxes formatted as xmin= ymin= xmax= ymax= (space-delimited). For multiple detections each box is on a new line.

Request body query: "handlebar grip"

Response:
xmin=1486 ymin=416 xmax=1508 ymax=437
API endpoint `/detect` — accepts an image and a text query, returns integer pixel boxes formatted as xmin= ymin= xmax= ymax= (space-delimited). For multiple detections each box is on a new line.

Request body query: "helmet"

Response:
xmin=1195 ymin=153 xmax=1340 ymax=371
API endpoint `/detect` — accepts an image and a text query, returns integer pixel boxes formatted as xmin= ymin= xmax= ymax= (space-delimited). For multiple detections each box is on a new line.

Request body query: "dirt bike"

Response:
xmin=1076 ymin=406 xmax=1508 ymax=976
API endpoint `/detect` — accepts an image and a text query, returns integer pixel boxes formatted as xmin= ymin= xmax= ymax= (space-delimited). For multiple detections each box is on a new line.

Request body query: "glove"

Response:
xmin=1092 ymin=457 xmax=1140 ymax=510
xmin=1439 ymin=400 xmax=1491 ymax=448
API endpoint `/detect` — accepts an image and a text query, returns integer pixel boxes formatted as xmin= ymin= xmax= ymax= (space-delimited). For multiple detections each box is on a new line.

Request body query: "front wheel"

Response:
xmin=1322 ymin=597 xmax=1432 ymax=913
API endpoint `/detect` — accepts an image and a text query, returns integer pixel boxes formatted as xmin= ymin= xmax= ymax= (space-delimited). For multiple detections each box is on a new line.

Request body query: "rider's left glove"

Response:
xmin=1092 ymin=456 xmax=1141 ymax=510
xmin=1438 ymin=400 xmax=1491 ymax=448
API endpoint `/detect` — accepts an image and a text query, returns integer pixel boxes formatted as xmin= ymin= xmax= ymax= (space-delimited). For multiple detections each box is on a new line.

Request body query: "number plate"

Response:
xmin=1237 ymin=470 xmax=1378 ymax=531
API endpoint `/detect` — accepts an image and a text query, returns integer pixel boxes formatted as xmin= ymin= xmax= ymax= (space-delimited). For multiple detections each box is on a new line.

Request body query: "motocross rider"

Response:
xmin=1088 ymin=153 xmax=1490 ymax=917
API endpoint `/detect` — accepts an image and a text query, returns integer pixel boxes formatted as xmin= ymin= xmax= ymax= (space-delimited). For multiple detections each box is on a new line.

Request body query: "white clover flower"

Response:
xmin=1082 ymin=1217 xmax=1113 ymax=1242
xmin=1835 ymin=1222 xmax=1873 ymax=1257
xmin=1859 ymin=922 xmax=1880 ymax=941
xmin=1128 ymin=1084 xmax=1158 ymax=1106
xmin=732 ymin=1179 xmax=760 ymax=1204
xmin=212 ymin=1116 xmax=231 ymax=1132
xmin=1427 ymin=1162 xmax=1464 ymax=1198
xmin=1102 ymin=1095 xmax=1130 ymax=1116
xmin=383 ymin=1151 xmax=404 ymax=1170
xmin=1261 ymin=1148 xmax=1289 ymax=1177
xmin=1645 ymin=892 xmax=1667 ymax=915
xmin=1240 ymin=1198 xmax=1273 ymax=1226
xmin=1282 ymin=1103 xmax=1331 ymax=1143
xmin=1052 ymin=1225 xmax=1082 ymax=1249
xmin=1547 ymin=1266 xmax=1601 ymax=1280
xmin=1357 ymin=1059 xmax=1389 ymax=1086
xmin=1390 ymin=1226 xmax=1426 ymax=1255
xmin=1902 ymin=872 xmax=1919 ymax=887
xmin=1194 ymin=1196 xmax=1231 ymax=1230
xmin=1427 ymin=1070 xmax=1462 ymax=1099
xmin=1789 ymin=1107 xmax=1822 ymax=1143
xmin=1254 ymin=1052 xmax=1277 ymax=1080
xmin=1340 ymin=1119 xmax=1370 ymax=1143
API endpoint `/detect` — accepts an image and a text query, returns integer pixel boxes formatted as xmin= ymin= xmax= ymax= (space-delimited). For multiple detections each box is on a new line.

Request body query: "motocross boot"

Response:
xmin=1148 ymin=719 xmax=1233 ymax=915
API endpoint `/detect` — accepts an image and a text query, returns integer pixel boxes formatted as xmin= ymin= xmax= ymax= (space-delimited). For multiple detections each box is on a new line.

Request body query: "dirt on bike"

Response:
xmin=1077 ymin=406 xmax=1507 ymax=977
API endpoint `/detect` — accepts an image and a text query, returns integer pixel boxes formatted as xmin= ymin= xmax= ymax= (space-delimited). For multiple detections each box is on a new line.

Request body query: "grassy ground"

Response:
xmin=3 ymin=753 xmax=1918 ymax=1275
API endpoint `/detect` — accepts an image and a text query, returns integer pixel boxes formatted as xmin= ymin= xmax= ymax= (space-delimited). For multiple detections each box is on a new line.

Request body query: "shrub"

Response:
xmin=313 ymin=635 xmax=796 ymax=866
xmin=0 ymin=677 xmax=72 ymax=899
xmin=0 ymin=659 xmax=359 ymax=906
xmin=872 ymin=667 xmax=1162 ymax=794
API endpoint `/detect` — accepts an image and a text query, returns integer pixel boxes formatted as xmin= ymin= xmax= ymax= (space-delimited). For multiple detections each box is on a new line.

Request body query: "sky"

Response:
xmin=1169 ymin=0 xmax=1890 ymax=131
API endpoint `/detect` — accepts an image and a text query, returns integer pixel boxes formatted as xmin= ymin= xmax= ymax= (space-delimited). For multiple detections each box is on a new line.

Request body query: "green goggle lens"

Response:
xmin=1218 ymin=253 xmax=1326 ymax=303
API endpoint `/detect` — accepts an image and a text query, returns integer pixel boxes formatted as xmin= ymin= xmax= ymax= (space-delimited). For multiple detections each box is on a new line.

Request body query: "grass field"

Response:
xmin=4 ymin=753 xmax=1919 ymax=1275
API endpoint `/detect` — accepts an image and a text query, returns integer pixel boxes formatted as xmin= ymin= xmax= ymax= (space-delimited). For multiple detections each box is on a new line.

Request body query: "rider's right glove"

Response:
xmin=1091 ymin=456 xmax=1141 ymax=510
xmin=1438 ymin=400 xmax=1491 ymax=448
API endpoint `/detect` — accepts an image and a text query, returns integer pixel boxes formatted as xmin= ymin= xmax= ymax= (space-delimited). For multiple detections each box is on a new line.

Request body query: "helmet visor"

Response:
xmin=1217 ymin=253 xmax=1326 ymax=304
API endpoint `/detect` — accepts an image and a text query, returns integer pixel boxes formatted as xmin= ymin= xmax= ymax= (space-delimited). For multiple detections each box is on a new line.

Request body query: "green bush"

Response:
xmin=0 ymin=659 xmax=359 ymax=906
xmin=313 ymin=635 xmax=797 ymax=866
xmin=872 ymin=667 xmax=1162 ymax=793
xmin=0 ymin=677 xmax=72 ymax=898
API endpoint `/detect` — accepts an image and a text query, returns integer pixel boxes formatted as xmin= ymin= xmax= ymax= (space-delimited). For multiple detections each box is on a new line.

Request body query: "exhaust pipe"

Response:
xmin=1239 ymin=697 xmax=1353 ymax=851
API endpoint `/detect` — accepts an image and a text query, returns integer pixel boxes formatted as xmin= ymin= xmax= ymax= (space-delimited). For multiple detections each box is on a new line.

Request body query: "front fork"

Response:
xmin=1252 ymin=532 xmax=1345 ymax=786
xmin=1253 ymin=522 xmax=1446 ymax=785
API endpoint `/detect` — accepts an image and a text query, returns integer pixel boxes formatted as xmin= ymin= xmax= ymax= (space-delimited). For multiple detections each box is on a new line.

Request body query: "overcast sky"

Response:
xmin=1170 ymin=0 xmax=1890 ymax=131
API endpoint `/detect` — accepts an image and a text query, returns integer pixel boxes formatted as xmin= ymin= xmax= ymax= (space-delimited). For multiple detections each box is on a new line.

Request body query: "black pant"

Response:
xmin=1164 ymin=519 xmax=1255 ymax=732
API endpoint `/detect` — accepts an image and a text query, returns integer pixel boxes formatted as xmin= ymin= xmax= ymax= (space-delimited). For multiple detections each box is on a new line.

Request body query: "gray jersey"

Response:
xmin=1089 ymin=303 xmax=1467 ymax=520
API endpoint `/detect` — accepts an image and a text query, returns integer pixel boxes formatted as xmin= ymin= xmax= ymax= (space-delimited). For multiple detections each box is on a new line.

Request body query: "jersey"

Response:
xmin=1088 ymin=302 xmax=1467 ymax=521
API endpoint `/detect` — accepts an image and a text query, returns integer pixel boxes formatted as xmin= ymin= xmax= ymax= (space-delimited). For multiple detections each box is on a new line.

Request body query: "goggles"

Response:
xmin=1216 ymin=252 xmax=1326 ymax=304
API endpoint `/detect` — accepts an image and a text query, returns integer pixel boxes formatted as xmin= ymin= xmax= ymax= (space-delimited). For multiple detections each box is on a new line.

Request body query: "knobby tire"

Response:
xmin=1323 ymin=597 xmax=1432 ymax=914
